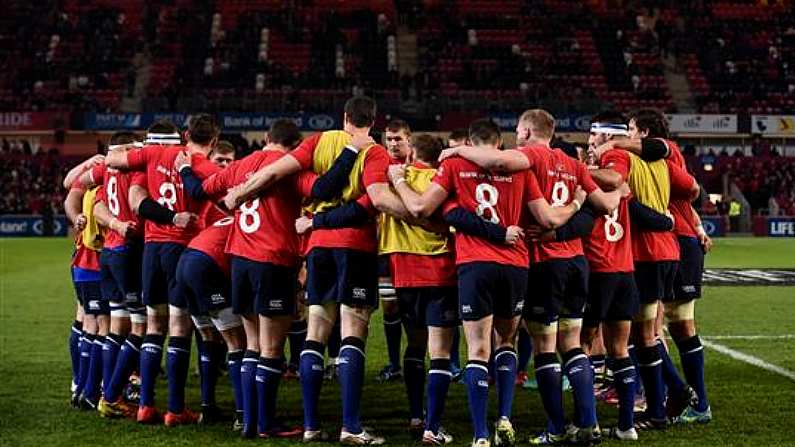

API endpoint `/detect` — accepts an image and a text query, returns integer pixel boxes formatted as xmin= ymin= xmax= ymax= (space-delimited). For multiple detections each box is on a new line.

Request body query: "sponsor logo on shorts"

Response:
xmin=269 ymin=299 xmax=283 ymax=309
xmin=211 ymin=293 xmax=226 ymax=305
xmin=462 ymin=304 xmax=472 ymax=314
xmin=353 ymin=288 xmax=367 ymax=299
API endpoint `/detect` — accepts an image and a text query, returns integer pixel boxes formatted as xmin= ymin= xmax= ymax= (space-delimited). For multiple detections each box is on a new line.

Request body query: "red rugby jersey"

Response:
xmin=664 ymin=140 xmax=699 ymax=238
xmin=125 ymin=146 xmax=220 ymax=245
xmin=432 ymin=156 xmax=530 ymax=268
xmin=601 ymin=150 xmax=679 ymax=262
xmin=291 ymin=133 xmax=391 ymax=253
xmin=583 ymin=200 xmax=634 ymax=272
xmin=90 ymin=164 xmax=146 ymax=248
xmin=187 ymin=216 xmax=233 ymax=276
xmin=517 ymin=145 xmax=599 ymax=262
xmin=202 ymin=149 xmax=316 ymax=267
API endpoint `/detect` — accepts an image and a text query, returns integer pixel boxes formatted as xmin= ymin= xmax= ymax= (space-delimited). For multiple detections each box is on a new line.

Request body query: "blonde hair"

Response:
xmin=519 ymin=109 xmax=555 ymax=140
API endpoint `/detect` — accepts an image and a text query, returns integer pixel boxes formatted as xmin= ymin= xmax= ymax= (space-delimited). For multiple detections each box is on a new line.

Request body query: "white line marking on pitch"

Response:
xmin=701 ymin=339 xmax=795 ymax=382
xmin=702 ymin=335 xmax=795 ymax=340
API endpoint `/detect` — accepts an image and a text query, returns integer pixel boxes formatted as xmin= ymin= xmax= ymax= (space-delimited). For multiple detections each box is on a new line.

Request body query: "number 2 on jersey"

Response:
xmin=475 ymin=183 xmax=500 ymax=224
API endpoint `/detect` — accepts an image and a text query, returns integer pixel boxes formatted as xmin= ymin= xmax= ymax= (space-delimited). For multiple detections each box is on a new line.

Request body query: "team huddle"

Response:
xmin=64 ymin=96 xmax=712 ymax=446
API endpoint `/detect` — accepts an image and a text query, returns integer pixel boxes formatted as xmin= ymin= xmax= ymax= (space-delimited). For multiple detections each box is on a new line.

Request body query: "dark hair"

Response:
xmin=146 ymin=119 xmax=179 ymax=135
xmin=468 ymin=119 xmax=501 ymax=145
xmin=268 ymin=119 xmax=303 ymax=149
xmin=629 ymin=109 xmax=669 ymax=138
xmin=413 ymin=134 xmax=443 ymax=164
xmin=214 ymin=140 xmax=235 ymax=155
xmin=448 ymin=128 xmax=469 ymax=142
xmin=109 ymin=131 xmax=138 ymax=146
xmin=385 ymin=118 xmax=410 ymax=134
xmin=344 ymin=96 xmax=377 ymax=128
xmin=188 ymin=114 xmax=220 ymax=145
xmin=590 ymin=111 xmax=627 ymax=126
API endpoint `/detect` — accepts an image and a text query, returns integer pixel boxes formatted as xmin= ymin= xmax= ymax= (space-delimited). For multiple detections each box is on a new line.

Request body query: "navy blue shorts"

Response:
xmin=74 ymin=280 xmax=107 ymax=315
xmin=673 ymin=236 xmax=703 ymax=301
xmin=306 ymin=248 xmax=379 ymax=308
xmin=634 ymin=261 xmax=678 ymax=303
xmin=231 ymin=256 xmax=297 ymax=317
xmin=176 ymin=249 xmax=231 ymax=316
xmin=100 ymin=244 xmax=144 ymax=314
xmin=141 ymin=242 xmax=186 ymax=308
xmin=525 ymin=256 xmax=589 ymax=324
xmin=457 ymin=262 xmax=527 ymax=321
xmin=378 ymin=254 xmax=391 ymax=278
xmin=584 ymin=272 xmax=639 ymax=326
xmin=397 ymin=286 xmax=460 ymax=328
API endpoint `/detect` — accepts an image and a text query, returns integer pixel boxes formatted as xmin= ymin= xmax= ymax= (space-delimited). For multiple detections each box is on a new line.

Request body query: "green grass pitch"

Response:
xmin=1 ymin=237 xmax=794 ymax=446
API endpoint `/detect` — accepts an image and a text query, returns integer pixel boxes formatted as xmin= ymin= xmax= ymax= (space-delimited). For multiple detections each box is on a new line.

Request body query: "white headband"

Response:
xmin=144 ymin=132 xmax=182 ymax=145
xmin=108 ymin=142 xmax=143 ymax=151
xmin=590 ymin=123 xmax=629 ymax=136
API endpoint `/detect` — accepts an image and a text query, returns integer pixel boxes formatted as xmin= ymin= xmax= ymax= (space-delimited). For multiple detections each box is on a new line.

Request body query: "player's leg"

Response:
xmin=286 ymin=314 xmax=307 ymax=378
xmin=516 ymin=324 xmax=533 ymax=386
xmin=325 ymin=316 xmax=341 ymax=380
xmin=584 ymin=325 xmax=607 ymax=392
xmin=556 ymin=258 xmax=598 ymax=441
xmin=631 ymin=262 xmax=669 ymax=429
xmin=254 ymin=263 xmax=302 ymax=438
xmin=601 ymin=273 xmax=640 ymax=441
xmin=457 ymin=262 xmax=499 ymax=444
xmin=378 ymin=255 xmax=402 ymax=382
xmin=103 ymin=245 xmax=145 ymax=415
xmin=526 ymin=262 xmax=566 ymax=443
xmin=301 ymin=248 xmax=339 ymax=440
xmin=397 ymin=288 xmax=428 ymax=434
xmin=164 ymin=245 xmax=197 ymax=426
xmin=449 ymin=326 xmax=463 ymax=381
xmin=229 ymin=256 xmax=262 ymax=438
xmin=69 ymin=282 xmax=84 ymax=402
xmin=211 ymin=307 xmax=245 ymax=430
xmin=81 ymin=280 xmax=108 ymax=409
xmin=423 ymin=286 xmax=458 ymax=445
xmin=669 ymin=236 xmax=710 ymax=423
xmin=493 ymin=315 xmax=520 ymax=447
xmin=137 ymin=243 xmax=169 ymax=423
xmin=337 ymin=249 xmax=382 ymax=444
xmin=99 ymin=250 xmax=128 ymax=413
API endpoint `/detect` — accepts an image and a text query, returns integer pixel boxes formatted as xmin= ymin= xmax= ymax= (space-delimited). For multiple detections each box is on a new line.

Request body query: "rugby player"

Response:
xmin=105 ymin=115 xmax=222 ymax=425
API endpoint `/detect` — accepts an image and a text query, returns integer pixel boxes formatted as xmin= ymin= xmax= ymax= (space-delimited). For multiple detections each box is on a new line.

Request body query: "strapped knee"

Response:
xmin=664 ymin=299 xmax=694 ymax=322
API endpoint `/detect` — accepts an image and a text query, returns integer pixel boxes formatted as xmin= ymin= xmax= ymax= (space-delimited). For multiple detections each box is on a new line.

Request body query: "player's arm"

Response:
xmin=93 ymin=200 xmax=137 ymax=239
xmin=179 ymin=166 xmax=209 ymax=200
xmin=548 ymin=206 xmax=597 ymax=241
xmin=442 ymin=146 xmax=530 ymax=173
xmin=669 ymin=162 xmax=700 ymax=201
xmin=63 ymin=154 xmax=105 ymax=189
xmin=309 ymin=146 xmax=358 ymax=200
xmin=298 ymin=195 xmax=375 ymax=234
xmin=692 ymin=206 xmax=713 ymax=252
xmin=588 ymin=168 xmax=623 ymax=191
xmin=629 ymin=200 xmax=674 ymax=231
xmin=64 ymin=187 xmax=86 ymax=230
xmin=223 ymin=154 xmax=302 ymax=209
xmin=595 ymin=138 xmax=669 ymax=162
xmin=527 ymin=193 xmax=585 ymax=229
xmin=105 ymin=150 xmax=131 ymax=169
xmin=443 ymin=207 xmax=524 ymax=245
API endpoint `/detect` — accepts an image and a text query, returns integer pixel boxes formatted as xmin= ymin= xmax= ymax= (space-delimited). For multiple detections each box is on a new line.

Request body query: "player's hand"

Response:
xmin=592 ymin=141 xmax=614 ymax=161
xmin=618 ymin=182 xmax=631 ymax=198
xmin=111 ymin=219 xmax=137 ymax=238
xmin=74 ymin=213 xmax=87 ymax=231
xmin=388 ymin=164 xmax=406 ymax=185
xmin=295 ymin=215 xmax=313 ymax=234
xmin=699 ymin=231 xmax=713 ymax=252
xmin=666 ymin=210 xmax=676 ymax=228
xmin=438 ymin=147 xmax=462 ymax=162
xmin=172 ymin=212 xmax=198 ymax=228
xmin=88 ymin=154 xmax=105 ymax=167
xmin=223 ymin=185 xmax=243 ymax=210
xmin=574 ymin=185 xmax=587 ymax=206
xmin=174 ymin=151 xmax=191 ymax=172
xmin=349 ymin=133 xmax=375 ymax=151
xmin=524 ymin=224 xmax=544 ymax=241
xmin=504 ymin=225 xmax=525 ymax=245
